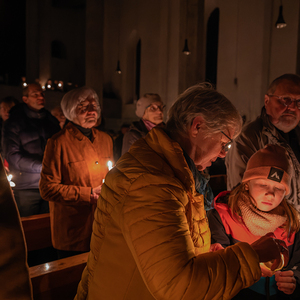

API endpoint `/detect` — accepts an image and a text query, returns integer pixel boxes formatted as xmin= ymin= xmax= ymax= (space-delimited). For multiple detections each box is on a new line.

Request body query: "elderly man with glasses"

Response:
xmin=226 ymin=73 xmax=300 ymax=212
xmin=75 ymin=83 xmax=288 ymax=300
xmin=121 ymin=93 xmax=165 ymax=155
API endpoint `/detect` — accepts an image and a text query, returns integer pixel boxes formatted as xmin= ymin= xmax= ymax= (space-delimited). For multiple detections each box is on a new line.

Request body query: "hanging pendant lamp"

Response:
xmin=182 ymin=39 xmax=191 ymax=55
xmin=275 ymin=5 xmax=287 ymax=28
xmin=115 ymin=60 xmax=122 ymax=74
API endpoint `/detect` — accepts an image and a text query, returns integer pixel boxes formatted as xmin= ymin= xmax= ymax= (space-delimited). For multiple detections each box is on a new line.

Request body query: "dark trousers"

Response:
xmin=13 ymin=189 xmax=49 ymax=217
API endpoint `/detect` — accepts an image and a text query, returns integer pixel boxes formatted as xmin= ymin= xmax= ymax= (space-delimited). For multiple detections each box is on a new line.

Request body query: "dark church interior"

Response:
xmin=1 ymin=0 xmax=300 ymax=299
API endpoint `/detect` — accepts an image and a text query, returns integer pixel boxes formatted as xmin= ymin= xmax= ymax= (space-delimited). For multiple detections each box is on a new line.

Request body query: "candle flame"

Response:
xmin=107 ymin=160 xmax=113 ymax=171
xmin=7 ymin=174 xmax=16 ymax=187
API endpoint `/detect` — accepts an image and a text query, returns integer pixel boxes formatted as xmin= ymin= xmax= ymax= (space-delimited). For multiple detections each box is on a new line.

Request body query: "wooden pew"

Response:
xmin=30 ymin=252 xmax=89 ymax=300
xmin=21 ymin=213 xmax=52 ymax=252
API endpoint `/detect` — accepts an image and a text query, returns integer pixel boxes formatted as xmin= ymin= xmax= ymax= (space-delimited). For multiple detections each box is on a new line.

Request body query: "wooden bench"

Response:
xmin=21 ymin=213 xmax=52 ymax=252
xmin=30 ymin=252 xmax=89 ymax=300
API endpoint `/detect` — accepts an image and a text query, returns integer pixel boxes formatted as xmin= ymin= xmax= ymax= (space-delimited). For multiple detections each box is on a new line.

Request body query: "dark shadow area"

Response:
xmin=205 ymin=8 xmax=219 ymax=85
xmin=0 ymin=0 xmax=26 ymax=85
xmin=28 ymin=246 xmax=58 ymax=267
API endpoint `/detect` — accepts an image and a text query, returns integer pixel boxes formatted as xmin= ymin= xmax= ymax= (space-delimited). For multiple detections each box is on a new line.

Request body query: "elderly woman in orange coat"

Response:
xmin=39 ymin=86 xmax=113 ymax=259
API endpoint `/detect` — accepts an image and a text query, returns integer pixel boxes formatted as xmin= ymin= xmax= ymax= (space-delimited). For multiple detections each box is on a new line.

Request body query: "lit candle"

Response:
xmin=107 ymin=160 xmax=113 ymax=171
xmin=7 ymin=174 xmax=16 ymax=187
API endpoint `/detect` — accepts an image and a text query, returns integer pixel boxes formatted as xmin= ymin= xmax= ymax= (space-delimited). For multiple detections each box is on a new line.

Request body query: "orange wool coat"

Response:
xmin=39 ymin=122 xmax=113 ymax=251
xmin=75 ymin=127 xmax=261 ymax=300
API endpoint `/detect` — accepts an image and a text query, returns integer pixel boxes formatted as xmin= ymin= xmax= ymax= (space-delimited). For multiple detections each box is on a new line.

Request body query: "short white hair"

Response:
xmin=61 ymin=86 xmax=101 ymax=122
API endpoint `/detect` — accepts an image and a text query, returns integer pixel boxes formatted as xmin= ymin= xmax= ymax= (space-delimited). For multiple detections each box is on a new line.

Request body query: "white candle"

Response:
xmin=7 ymin=174 xmax=16 ymax=187
xmin=107 ymin=160 xmax=113 ymax=171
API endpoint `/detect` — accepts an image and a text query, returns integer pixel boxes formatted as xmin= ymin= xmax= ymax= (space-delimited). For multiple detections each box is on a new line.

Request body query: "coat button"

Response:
xmin=95 ymin=161 xmax=99 ymax=164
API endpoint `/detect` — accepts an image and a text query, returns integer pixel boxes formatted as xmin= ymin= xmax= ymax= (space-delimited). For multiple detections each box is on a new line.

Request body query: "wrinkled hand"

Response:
xmin=209 ymin=243 xmax=224 ymax=252
xmin=90 ymin=184 xmax=103 ymax=204
xmin=90 ymin=193 xmax=99 ymax=204
xmin=275 ymin=270 xmax=296 ymax=295
xmin=260 ymin=265 xmax=274 ymax=277
xmin=93 ymin=184 xmax=103 ymax=196
xmin=251 ymin=233 xmax=289 ymax=271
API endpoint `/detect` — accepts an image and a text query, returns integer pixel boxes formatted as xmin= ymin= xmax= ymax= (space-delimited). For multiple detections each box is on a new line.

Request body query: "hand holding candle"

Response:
xmin=251 ymin=233 xmax=289 ymax=272
xmin=91 ymin=160 xmax=113 ymax=202
xmin=6 ymin=174 xmax=15 ymax=187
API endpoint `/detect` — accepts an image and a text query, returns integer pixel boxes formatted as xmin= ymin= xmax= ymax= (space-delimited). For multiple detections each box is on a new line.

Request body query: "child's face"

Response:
xmin=248 ymin=179 xmax=286 ymax=212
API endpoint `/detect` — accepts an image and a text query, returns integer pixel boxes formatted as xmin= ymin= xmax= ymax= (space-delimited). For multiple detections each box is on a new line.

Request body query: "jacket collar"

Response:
xmin=66 ymin=122 xmax=97 ymax=142
xmin=23 ymin=103 xmax=46 ymax=119
xmin=144 ymin=127 xmax=196 ymax=194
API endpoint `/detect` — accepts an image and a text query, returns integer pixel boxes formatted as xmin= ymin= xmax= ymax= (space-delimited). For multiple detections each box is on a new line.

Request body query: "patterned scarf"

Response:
xmin=238 ymin=194 xmax=287 ymax=236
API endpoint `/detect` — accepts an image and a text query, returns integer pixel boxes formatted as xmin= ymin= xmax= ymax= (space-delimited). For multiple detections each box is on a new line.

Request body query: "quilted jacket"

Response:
xmin=75 ymin=127 xmax=261 ymax=300
xmin=39 ymin=122 xmax=113 ymax=251
xmin=2 ymin=103 xmax=60 ymax=189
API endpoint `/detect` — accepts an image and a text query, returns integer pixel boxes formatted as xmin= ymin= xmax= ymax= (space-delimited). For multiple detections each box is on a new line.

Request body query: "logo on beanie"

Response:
xmin=268 ymin=167 xmax=284 ymax=182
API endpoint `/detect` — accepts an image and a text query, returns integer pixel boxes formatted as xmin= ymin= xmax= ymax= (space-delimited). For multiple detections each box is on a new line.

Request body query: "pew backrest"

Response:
xmin=30 ymin=252 xmax=89 ymax=300
xmin=21 ymin=213 xmax=52 ymax=252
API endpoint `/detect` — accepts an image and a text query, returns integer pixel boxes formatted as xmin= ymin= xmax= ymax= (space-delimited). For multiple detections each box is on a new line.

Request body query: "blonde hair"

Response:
xmin=166 ymin=82 xmax=242 ymax=139
xmin=228 ymin=182 xmax=300 ymax=235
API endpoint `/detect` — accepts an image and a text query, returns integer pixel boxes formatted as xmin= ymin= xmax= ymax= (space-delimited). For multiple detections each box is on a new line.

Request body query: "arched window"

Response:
xmin=205 ymin=8 xmax=219 ymax=86
xmin=135 ymin=39 xmax=141 ymax=100
xmin=125 ymin=31 xmax=141 ymax=104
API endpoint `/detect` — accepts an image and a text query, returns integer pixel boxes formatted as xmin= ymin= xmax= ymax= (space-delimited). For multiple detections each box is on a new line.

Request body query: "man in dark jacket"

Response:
xmin=2 ymin=83 xmax=60 ymax=217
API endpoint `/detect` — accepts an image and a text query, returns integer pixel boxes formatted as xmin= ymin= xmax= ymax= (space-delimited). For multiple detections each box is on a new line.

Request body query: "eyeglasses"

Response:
xmin=220 ymin=131 xmax=233 ymax=152
xmin=147 ymin=104 xmax=165 ymax=112
xmin=78 ymin=103 xmax=100 ymax=114
xmin=268 ymin=94 xmax=300 ymax=109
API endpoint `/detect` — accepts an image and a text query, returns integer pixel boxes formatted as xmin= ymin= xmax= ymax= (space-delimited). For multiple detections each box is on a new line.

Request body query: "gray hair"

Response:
xmin=61 ymin=86 xmax=101 ymax=122
xmin=166 ymin=82 xmax=242 ymax=138
xmin=267 ymin=73 xmax=300 ymax=94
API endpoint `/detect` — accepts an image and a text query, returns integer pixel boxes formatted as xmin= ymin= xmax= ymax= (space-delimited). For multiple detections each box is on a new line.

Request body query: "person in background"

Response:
xmin=75 ymin=83 xmax=288 ymax=300
xmin=39 ymin=86 xmax=114 ymax=259
xmin=2 ymin=83 xmax=60 ymax=217
xmin=0 ymin=96 xmax=18 ymax=125
xmin=208 ymin=144 xmax=300 ymax=299
xmin=51 ymin=105 xmax=66 ymax=129
xmin=113 ymin=123 xmax=130 ymax=162
xmin=121 ymin=93 xmax=164 ymax=155
xmin=0 ymin=96 xmax=18 ymax=170
xmin=226 ymin=74 xmax=300 ymax=213
xmin=0 ymin=156 xmax=32 ymax=299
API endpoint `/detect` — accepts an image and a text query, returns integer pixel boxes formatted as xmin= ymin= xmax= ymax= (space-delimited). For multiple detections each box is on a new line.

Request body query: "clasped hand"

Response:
xmin=90 ymin=184 xmax=103 ymax=204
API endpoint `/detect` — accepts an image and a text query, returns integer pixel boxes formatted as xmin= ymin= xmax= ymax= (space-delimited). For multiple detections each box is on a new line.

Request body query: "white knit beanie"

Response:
xmin=135 ymin=93 xmax=162 ymax=118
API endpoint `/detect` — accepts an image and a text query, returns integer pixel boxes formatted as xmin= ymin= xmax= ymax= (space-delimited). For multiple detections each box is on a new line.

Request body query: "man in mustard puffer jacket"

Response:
xmin=75 ymin=83 xmax=289 ymax=300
